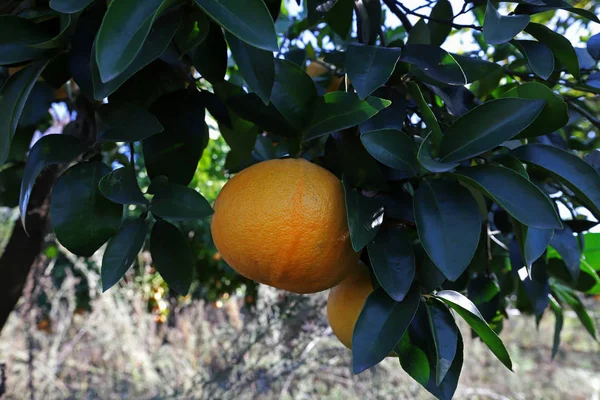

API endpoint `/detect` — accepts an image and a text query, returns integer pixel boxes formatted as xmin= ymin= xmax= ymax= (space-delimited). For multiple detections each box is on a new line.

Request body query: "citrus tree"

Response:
xmin=1 ymin=0 xmax=600 ymax=398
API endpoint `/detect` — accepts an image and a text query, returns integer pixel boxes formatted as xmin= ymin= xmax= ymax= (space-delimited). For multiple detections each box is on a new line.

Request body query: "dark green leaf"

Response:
xmin=96 ymin=0 xmax=169 ymax=82
xmin=226 ymin=32 xmax=274 ymax=105
xmin=193 ymin=0 xmax=278 ymax=51
xmin=20 ymin=135 xmax=87 ymax=229
xmin=522 ymin=258 xmax=550 ymax=317
xmin=354 ymin=0 xmax=381 ymax=45
xmin=483 ymin=1 xmax=530 ymax=45
xmin=435 ymin=290 xmax=513 ymax=370
xmin=588 ymin=33 xmax=600 ymax=60
xmin=96 ymin=102 xmax=163 ymax=142
xmin=414 ymin=180 xmax=481 ymax=281
xmin=30 ymin=13 xmax=78 ymax=50
xmin=98 ymin=167 xmax=149 ymax=206
xmin=190 ymin=22 xmax=227 ymax=82
xmin=546 ymin=258 xmax=599 ymax=293
xmin=417 ymin=133 xmax=459 ymax=173
xmin=227 ymin=93 xmax=297 ymax=136
xmin=359 ymin=87 xmax=407 ymax=134
xmin=497 ymin=154 xmax=528 ymax=178
xmin=439 ymin=98 xmax=546 ymax=163
xmin=367 ymin=226 xmax=415 ymax=302
xmin=150 ymin=182 xmax=213 ymax=220
xmin=0 ymin=59 xmax=48 ymax=166
xmin=551 ymin=282 xmax=597 ymax=340
xmin=406 ymin=20 xmax=430 ymax=45
xmin=398 ymin=341 xmax=430 ymax=387
xmin=452 ymin=54 xmax=503 ymax=84
xmin=174 ymin=8 xmax=209 ymax=54
xmin=271 ymin=59 xmax=317 ymax=129
xmin=345 ymin=44 xmax=401 ymax=100
xmin=92 ymin=11 xmax=181 ymax=100
xmin=102 ymin=219 xmax=147 ymax=292
xmin=19 ymin=81 xmax=54 ymax=127
xmin=548 ymin=295 xmax=563 ymax=359
xmin=550 ymin=226 xmax=580 ymax=282
xmin=408 ymin=82 xmax=442 ymax=151
xmin=428 ymin=0 xmax=453 ymax=46
xmin=0 ymin=16 xmax=51 ymax=65
xmin=513 ymin=40 xmax=555 ymax=80
xmin=352 ymin=287 xmax=420 ymax=373
xmin=143 ymin=89 xmax=209 ymax=186
xmin=306 ymin=93 xmax=390 ymax=140
xmin=360 ymin=129 xmax=419 ymax=175
xmin=525 ymin=23 xmax=580 ymax=80
xmin=515 ymin=2 xmax=600 ymax=24
xmin=426 ymin=300 xmax=458 ymax=385
xmin=50 ymin=0 xmax=95 ymax=13
xmin=150 ymin=219 xmax=194 ymax=294
xmin=51 ymin=162 xmax=123 ymax=257
xmin=512 ymin=144 xmax=600 ymax=220
xmin=400 ymin=45 xmax=466 ymax=85
xmin=343 ymin=179 xmax=384 ymax=252
xmin=468 ymin=275 xmax=500 ymax=304
xmin=456 ymin=165 xmax=561 ymax=229
xmin=325 ymin=0 xmax=353 ymax=39
xmin=503 ymin=82 xmax=568 ymax=138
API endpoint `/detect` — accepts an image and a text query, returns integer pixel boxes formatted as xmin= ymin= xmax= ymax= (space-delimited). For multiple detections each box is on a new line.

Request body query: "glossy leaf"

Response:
xmin=438 ymin=98 xmax=546 ymax=163
xmin=51 ymin=162 xmax=123 ymax=257
xmin=50 ymin=0 xmax=95 ymax=13
xmin=525 ymin=23 xmax=580 ymax=80
xmin=150 ymin=182 xmax=213 ymax=220
xmin=96 ymin=102 xmax=163 ymax=142
xmin=414 ymin=180 xmax=481 ymax=281
xmin=174 ymin=8 xmax=209 ymax=54
xmin=428 ymin=0 xmax=453 ymax=46
xmin=550 ymin=226 xmax=580 ymax=282
xmin=551 ymin=282 xmax=597 ymax=340
xmin=408 ymin=82 xmax=442 ymax=151
xmin=456 ymin=165 xmax=561 ymax=229
xmin=227 ymin=93 xmax=298 ymax=136
xmin=98 ymin=167 xmax=149 ymax=206
xmin=190 ymin=22 xmax=228 ymax=83
xmin=589 ymin=33 xmax=600 ymax=60
xmin=406 ymin=20 xmax=430 ymax=45
xmin=522 ymin=259 xmax=550 ymax=317
xmin=512 ymin=144 xmax=600 ymax=219
xmin=193 ymin=0 xmax=278 ymax=52
xmin=352 ymin=287 xmax=420 ymax=373
xmin=514 ymin=2 xmax=600 ymax=24
xmin=345 ymin=44 xmax=401 ymax=99
xmin=483 ymin=1 xmax=530 ymax=45
xmin=0 ymin=16 xmax=51 ymax=65
xmin=417 ymin=133 xmax=459 ymax=173
xmin=360 ymin=129 xmax=419 ymax=175
xmin=226 ymin=32 xmax=274 ymax=105
xmin=343 ymin=179 xmax=384 ymax=252
xmin=0 ymin=60 xmax=48 ymax=166
xmin=513 ymin=40 xmax=554 ymax=80
xmin=398 ymin=340 xmax=430 ymax=386
xmin=367 ymin=226 xmax=415 ymax=302
xmin=354 ymin=0 xmax=381 ymax=45
xmin=400 ymin=45 xmax=466 ymax=85
xmin=150 ymin=220 xmax=194 ymax=295
xmin=548 ymin=295 xmax=563 ymax=359
xmin=271 ymin=59 xmax=317 ymax=129
xmin=503 ymin=82 xmax=568 ymax=138
xmin=359 ymin=87 xmax=407 ymax=134
xmin=426 ymin=300 xmax=458 ymax=385
xmin=306 ymin=93 xmax=390 ymax=140
xmin=324 ymin=0 xmax=353 ymax=39
xmin=20 ymin=135 xmax=88 ymax=230
xmin=436 ymin=290 xmax=513 ymax=370
xmin=102 ymin=219 xmax=147 ymax=292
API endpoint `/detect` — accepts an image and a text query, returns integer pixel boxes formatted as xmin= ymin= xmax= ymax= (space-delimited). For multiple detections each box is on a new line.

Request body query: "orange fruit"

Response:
xmin=211 ymin=158 xmax=359 ymax=293
xmin=327 ymin=262 xmax=373 ymax=349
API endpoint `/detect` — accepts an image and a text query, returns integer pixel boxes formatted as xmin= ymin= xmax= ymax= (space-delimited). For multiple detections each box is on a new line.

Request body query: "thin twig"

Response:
xmin=382 ymin=0 xmax=413 ymax=32
xmin=395 ymin=0 xmax=483 ymax=30
xmin=565 ymin=99 xmax=600 ymax=130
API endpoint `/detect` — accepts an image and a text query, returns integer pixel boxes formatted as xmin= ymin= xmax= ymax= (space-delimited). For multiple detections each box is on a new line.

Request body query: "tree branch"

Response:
xmin=567 ymin=99 xmax=600 ymax=131
xmin=395 ymin=0 xmax=483 ymax=31
xmin=382 ymin=0 xmax=413 ymax=32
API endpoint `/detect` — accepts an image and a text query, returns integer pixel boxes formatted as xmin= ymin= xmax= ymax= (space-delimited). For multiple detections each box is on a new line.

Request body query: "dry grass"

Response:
xmin=0 ymin=261 xmax=598 ymax=400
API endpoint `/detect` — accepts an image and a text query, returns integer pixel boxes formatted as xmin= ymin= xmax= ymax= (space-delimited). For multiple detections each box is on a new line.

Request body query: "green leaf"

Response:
xmin=174 ymin=8 xmax=209 ymax=54
xmin=360 ymin=129 xmax=419 ymax=175
xmin=512 ymin=144 xmax=600 ymax=220
xmin=343 ymin=179 xmax=384 ymax=252
xmin=523 ymin=226 xmax=554 ymax=270
xmin=345 ymin=43 xmax=401 ymax=99
xmin=548 ymin=295 xmax=563 ymax=359
xmin=193 ymin=0 xmax=278 ymax=52
xmin=101 ymin=219 xmax=147 ymax=292
xmin=408 ymin=82 xmax=442 ymax=152
xmin=227 ymin=93 xmax=298 ymax=136
xmin=271 ymin=59 xmax=317 ymax=129
xmin=324 ymin=0 xmax=353 ymax=39
xmin=98 ymin=167 xmax=149 ymax=206
xmin=367 ymin=226 xmax=415 ymax=302
xmin=549 ymin=226 xmax=580 ymax=282
xmin=435 ymin=290 xmax=513 ymax=370
xmin=354 ymin=0 xmax=381 ymax=45
xmin=467 ymin=275 xmax=500 ymax=304
xmin=50 ymin=0 xmax=95 ymax=13
xmin=547 ymin=258 xmax=599 ymax=293
xmin=551 ymin=282 xmax=597 ymax=340
xmin=92 ymin=11 xmax=181 ymax=100
xmin=512 ymin=40 xmax=554 ymax=80
xmin=306 ymin=92 xmax=390 ymax=140
xmin=20 ymin=81 xmax=55 ymax=127
xmin=51 ymin=162 xmax=123 ymax=257
xmin=514 ymin=2 xmax=600 ymax=24
xmin=483 ymin=1 xmax=530 ymax=45
xmin=428 ymin=0 xmax=453 ymax=46
xmin=525 ymin=23 xmax=580 ymax=80
xmin=226 ymin=32 xmax=274 ymax=105
xmin=406 ymin=19 xmax=430 ymax=45
xmin=452 ymin=54 xmax=503 ymax=84
xmin=359 ymin=87 xmax=406 ymax=134
xmin=589 ymin=33 xmax=600 ymax=60
xmin=400 ymin=45 xmax=466 ymax=85
xmin=143 ymin=90 xmax=209 ymax=186
xmin=414 ymin=180 xmax=481 ymax=281
xmin=417 ymin=133 xmax=459 ymax=173
xmin=96 ymin=0 xmax=172 ymax=82
xmin=497 ymin=154 xmax=529 ymax=178
xmin=19 ymin=135 xmax=87 ymax=230
xmin=438 ymin=98 xmax=546 ymax=163
xmin=456 ymin=165 xmax=562 ymax=229
xmin=583 ymin=232 xmax=600 ymax=270
xmin=0 ymin=59 xmax=48 ymax=166
xmin=503 ymin=82 xmax=568 ymax=138
xmin=150 ymin=182 xmax=213 ymax=220
xmin=398 ymin=341 xmax=430 ymax=387
xmin=150 ymin=219 xmax=194 ymax=295
xmin=190 ymin=21 xmax=227 ymax=83
xmin=30 ymin=13 xmax=78 ymax=50
xmin=0 ymin=16 xmax=52 ymax=65
xmin=352 ymin=287 xmax=420 ymax=373
xmin=426 ymin=300 xmax=458 ymax=385
xmin=96 ymin=102 xmax=163 ymax=142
